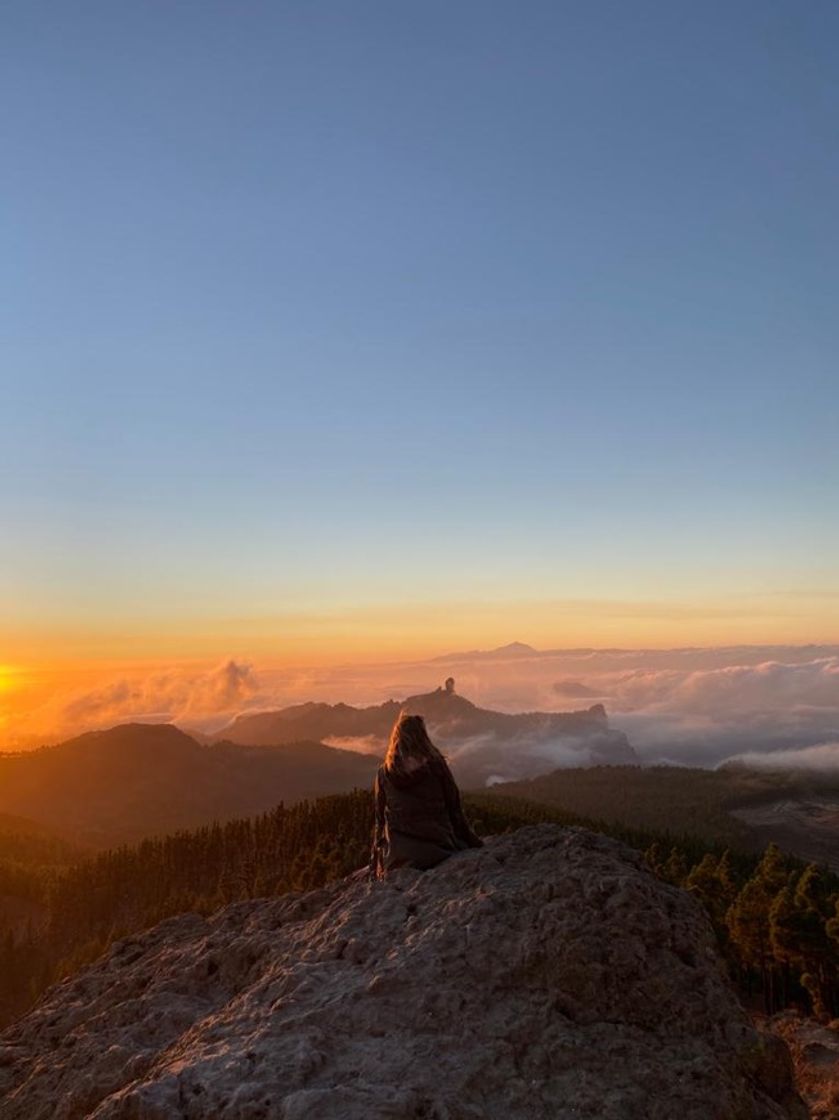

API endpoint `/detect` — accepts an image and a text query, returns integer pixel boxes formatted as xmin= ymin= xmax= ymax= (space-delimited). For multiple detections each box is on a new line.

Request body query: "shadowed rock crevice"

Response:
xmin=0 ymin=825 xmax=805 ymax=1119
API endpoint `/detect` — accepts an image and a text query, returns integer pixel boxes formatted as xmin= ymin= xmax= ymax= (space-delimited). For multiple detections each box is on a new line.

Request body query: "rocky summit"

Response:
xmin=0 ymin=825 xmax=805 ymax=1120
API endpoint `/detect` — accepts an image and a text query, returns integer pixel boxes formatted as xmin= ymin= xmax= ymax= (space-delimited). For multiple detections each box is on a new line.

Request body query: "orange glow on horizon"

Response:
xmin=0 ymin=587 xmax=837 ymax=745
xmin=4 ymin=586 xmax=839 ymax=665
xmin=0 ymin=582 xmax=834 ymax=746
xmin=0 ymin=665 xmax=20 ymax=692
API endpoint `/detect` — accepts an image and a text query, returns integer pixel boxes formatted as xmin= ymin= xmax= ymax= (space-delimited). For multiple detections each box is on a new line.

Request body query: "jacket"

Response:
xmin=369 ymin=754 xmax=483 ymax=876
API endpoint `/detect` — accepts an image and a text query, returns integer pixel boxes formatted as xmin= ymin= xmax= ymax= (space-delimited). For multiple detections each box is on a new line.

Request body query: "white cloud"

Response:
xmin=720 ymin=741 xmax=839 ymax=770
xmin=321 ymin=735 xmax=381 ymax=755
xmin=23 ymin=660 xmax=260 ymax=743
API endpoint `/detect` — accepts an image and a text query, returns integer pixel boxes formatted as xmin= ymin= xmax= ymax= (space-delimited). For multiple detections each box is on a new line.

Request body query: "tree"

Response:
xmin=727 ymin=844 xmax=788 ymax=1012
xmin=776 ymin=865 xmax=838 ymax=1017
xmin=663 ymin=847 xmax=688 ymax=886
xmin=685 ymin=852 xmax=738 ymax=944
xmin=644 ymin=842 xmax=665 ymax=878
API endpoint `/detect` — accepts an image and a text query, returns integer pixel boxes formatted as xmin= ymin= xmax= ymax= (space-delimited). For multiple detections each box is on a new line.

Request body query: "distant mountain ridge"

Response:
xmin=0 ymin=684 xmax=636 ymax=846
xmin=430 ymin=641 xmax=839 ymax=664
xmin=213 ymin=681 xmax=613 ymax=744
xmin=0 ymin=812 xmax=66 ymax=839
xmin=213 ymin=679 xmax=637 ymax=785
xmin=430 ymin=641 xmax=541 ymax=661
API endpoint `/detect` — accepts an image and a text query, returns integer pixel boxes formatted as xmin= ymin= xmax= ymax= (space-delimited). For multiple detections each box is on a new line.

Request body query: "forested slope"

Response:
xmin=3 ymin=788 xmax=839 ymax=1028
xmin=494 ymin=764 xmax=839 ymax=848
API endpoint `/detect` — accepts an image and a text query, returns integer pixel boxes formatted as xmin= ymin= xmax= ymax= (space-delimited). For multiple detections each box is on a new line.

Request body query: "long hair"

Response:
xmin=383 ymin=712 xmax=445 ymax=777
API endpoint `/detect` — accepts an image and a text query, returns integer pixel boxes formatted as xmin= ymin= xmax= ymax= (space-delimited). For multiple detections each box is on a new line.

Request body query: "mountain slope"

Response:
xmin=0 ymin=824 xmax=803 ymax=1119
xmin=0 ymin=724 xmax=377 ymax=846
xmin=0 ymin=812 xmax=67 ymax=839
xmin=0 ymin=681 xmax=635 ymax=848
xmin=494 ymin=764 xmax=839 ymax=867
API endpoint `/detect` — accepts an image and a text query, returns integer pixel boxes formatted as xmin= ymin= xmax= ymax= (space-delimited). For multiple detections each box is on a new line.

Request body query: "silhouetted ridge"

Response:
xmin=214 ymin=680 xmax=635 ymax=785
xmin=0 ymin=725 xmax=376 ymax=846
xmin=0 ymin=687 xmax=636 ymax=847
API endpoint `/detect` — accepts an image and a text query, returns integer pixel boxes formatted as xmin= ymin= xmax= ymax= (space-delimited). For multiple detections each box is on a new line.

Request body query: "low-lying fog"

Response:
xmin=9 ymin=645 xmax=839 ymax=773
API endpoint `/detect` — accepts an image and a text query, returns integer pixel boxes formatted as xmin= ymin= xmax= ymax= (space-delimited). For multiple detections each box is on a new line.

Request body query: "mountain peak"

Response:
xmin=432 ymin=641 xmax=540 ymax=662
xmin=61 ymin=722 xmax=199 ymax=752
xmin=494 ymin=641 xmax=538 ymax=655
xmin=0 ymin=823 xmax=801 ymax=1119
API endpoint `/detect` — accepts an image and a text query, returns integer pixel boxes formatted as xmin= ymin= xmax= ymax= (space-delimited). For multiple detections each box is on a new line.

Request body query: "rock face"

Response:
xmin=0 ymin=825 xmax=804 ymax=1120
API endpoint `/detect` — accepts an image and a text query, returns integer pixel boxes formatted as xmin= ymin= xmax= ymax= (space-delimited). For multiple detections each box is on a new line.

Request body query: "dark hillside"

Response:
xmin=493 ymin=764 xmax=839 ymax=856
xmin=0 ymin=724 xmax=378 ymax=846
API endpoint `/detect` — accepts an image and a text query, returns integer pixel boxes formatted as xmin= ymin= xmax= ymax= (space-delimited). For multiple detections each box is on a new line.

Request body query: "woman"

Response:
xmin=369 ymin=712 xmax=483 ymax=878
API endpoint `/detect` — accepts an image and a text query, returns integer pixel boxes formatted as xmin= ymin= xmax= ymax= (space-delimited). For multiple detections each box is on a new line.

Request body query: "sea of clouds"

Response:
xmin=426 ymin=645 xmax=839 ymax=771
xmin=8 ymin=645 xmax=839 ymax=772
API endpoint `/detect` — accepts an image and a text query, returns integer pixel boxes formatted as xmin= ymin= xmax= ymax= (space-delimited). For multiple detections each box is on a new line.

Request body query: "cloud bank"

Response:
xmin=720 ymin=741 xmax=839 ymax=771
xmin=12 ymin=661 xmax=259 ymax=745
xmin=5 ymin=645 xmax=839 ymax=774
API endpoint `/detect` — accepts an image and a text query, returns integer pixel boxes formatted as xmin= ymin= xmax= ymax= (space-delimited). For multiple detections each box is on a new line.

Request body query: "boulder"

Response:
xmin=0 ymin=825 xmax=805 ymax=1119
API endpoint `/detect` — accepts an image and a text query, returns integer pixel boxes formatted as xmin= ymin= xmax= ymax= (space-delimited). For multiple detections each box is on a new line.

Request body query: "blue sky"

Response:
xmin=1 ymin=1 xmax=837 ymax=656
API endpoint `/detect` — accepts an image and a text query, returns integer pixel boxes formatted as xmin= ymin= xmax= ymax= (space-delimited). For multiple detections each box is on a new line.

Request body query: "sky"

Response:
xmin=2 ymin=1 xmax=838 ymax=698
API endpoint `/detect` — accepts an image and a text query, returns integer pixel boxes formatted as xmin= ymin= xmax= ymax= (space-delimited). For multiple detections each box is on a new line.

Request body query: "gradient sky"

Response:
xmin=2 ymin=0 xmax=838 ymax=665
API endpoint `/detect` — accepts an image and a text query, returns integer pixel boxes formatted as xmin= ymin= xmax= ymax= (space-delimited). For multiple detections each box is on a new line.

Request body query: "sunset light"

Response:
xmin=1 ymin=4 xmax=837 ymax=1109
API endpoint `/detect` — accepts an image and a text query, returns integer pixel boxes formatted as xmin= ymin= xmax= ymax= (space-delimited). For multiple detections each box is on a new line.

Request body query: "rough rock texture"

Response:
xmin=767 ymin=1012 xmax=839 ymax=1119
xmin=0 ymin=825 xmax=805 ymax=1120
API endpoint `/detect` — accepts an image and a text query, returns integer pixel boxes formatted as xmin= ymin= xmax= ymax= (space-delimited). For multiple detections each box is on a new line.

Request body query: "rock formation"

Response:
xmin=215 ymin=683 xmax=638 ymax=786
xmin=0 ymin=825 xmax=804 ymax=1119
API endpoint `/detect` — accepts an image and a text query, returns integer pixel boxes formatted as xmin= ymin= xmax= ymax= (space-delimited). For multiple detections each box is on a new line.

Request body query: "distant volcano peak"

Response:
xmin=432 ymin=641 xmax=540 ymax=662
xmin=495 ymin=641 xmax=538 ymax=654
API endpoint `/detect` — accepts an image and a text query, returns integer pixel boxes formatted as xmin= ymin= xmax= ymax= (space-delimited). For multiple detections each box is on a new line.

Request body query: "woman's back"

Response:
xmin=377 ymin=757 xmax=460 ymax=851
xmin=370 ymin=714 xmax=482 ymax=876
